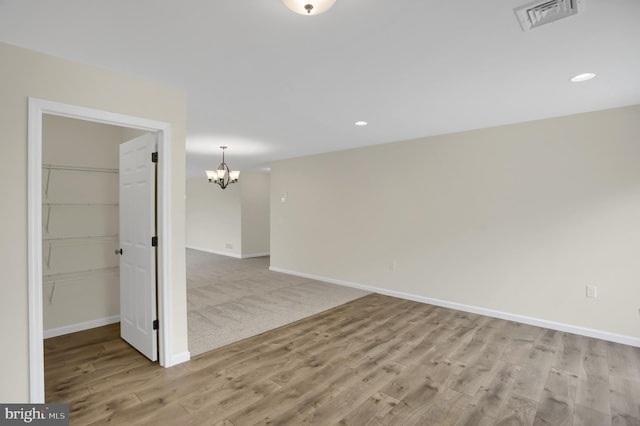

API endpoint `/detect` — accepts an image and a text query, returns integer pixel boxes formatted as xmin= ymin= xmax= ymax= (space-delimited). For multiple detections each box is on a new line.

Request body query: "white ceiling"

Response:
xmin=1 ymin=0 xmax=639 ymax=176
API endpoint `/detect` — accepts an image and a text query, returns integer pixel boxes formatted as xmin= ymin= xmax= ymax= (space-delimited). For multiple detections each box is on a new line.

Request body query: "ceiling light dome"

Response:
xmin=282 ymin=0 xmax=336 ymax=15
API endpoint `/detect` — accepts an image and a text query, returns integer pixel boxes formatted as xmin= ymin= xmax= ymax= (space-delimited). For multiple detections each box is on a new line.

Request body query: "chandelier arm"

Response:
xmin=217 ymin=161 xmax=231 ymax=189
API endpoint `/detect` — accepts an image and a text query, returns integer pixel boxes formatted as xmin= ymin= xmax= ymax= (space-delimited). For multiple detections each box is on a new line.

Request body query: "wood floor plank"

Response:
xmin=414 ymin=389 xmax=472 ymax=425
xmin=609 ymin=376 xmax=640 ymax=422
xmin=610 ymin=415 xmax=640 ymax=426
xmin=512 ymin=344 xmax=556 ymax=402
xmin=552 ymin=333 xmax=583 ymax=375
xmin=377 ymin=381 xmax=441 ymax=425
xmin=44 ymin=323 xmax=120 ymax=351
xmin=295 ymin=363 xmax=405 ymax=425
xmin=84 ymin=361 xmax=189 ymax=396
xmin=537 ymin=328 xmax=562 ymax=348
xmin=45 ymin=386 xmax=91 ymax=404
xmin=580 ymin=347 xmax=610 ymax=379
xmin=66 ymin=391 xmax=141 ymax=425
xmin=338 ymin=391 xmax=400 ymax=425
xmin=583 ymin=336 xmax=609 ymax=357
xmin=576 ymin=374 xmax=611 ymax=415
xmin=46 ymin=349 xmax=150 ymax=397
xmin=44 ymin=293 xmax=640 ymax=425
xmin=183 ymin=379 xmax=282 ymax=424
xmin=224 ymin=363 xmax=356 ymax=424
xmin=90 ymin=398 xmax=190 ymax=425
xmin=494 ymin=394 xmax=538 ymax=425
xmin=608 ymin=342 xmax=640 ymax=380
xmin=467 ymin=361 xmax=519 ymax=419
xmin=379 ymin=359 xmax=452 ymax=402
xmin=454 ymin=409 xmax=495 ymax=426
xmin=533 ymin=368 xmax=575 ymax=426
xmin=574 ymin=404 xmax=612 ymax=426
xmin=500 ymin=340 xmax=534 ymax=366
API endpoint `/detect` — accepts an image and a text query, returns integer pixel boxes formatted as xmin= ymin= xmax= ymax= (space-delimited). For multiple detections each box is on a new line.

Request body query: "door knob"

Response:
xmin=115 ymin=248 xmax=123 ymax=255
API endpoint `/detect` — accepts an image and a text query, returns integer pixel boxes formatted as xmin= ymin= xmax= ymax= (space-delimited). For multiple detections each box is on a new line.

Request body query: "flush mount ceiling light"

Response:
xmin=206 ymin=146 xmax=240 ymax=190
xmin=354 ymin=121 xmax=368 ymax=126
xmin=570 ymin=72 xmax=596 ymax=82
xmin=282 ymin=0 xmax=336 ymax=15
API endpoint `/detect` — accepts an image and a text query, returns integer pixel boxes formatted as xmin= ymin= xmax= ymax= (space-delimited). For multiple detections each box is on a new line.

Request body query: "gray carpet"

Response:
xmin=186 ymin=249 xmax=370 ymax=356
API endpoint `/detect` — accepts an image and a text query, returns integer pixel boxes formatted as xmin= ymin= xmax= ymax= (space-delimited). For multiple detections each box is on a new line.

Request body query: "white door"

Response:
xmin=118 ymin=133 xmax=158 ymax=361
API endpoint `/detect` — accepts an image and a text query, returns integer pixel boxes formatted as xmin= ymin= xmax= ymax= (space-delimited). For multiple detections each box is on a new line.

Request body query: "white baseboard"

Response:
xmin=242 ymin=252 xmax=270 ymax=259
xmin=186 ymin=246 xmax=269 ymax=259
xmin=186 ymin=245 xmax=242 ymax=259
xmin=269 ymin=266 xmax=640 ymax=348
xmin=166 ymin=351 xmax=191 ymax=367
xmin=43 ymin=315 xmax=120 ymax=339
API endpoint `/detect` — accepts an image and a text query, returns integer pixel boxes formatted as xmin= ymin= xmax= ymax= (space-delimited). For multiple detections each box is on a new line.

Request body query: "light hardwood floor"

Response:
xmin=45 ymin=293 xmax=640 ymax=425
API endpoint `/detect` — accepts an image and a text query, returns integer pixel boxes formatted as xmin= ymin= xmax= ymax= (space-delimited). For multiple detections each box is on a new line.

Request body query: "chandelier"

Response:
xmin=282 ymin=0 xmax=336 ymax=15
xmin=206 ymin=146 xmax=240 ymax=190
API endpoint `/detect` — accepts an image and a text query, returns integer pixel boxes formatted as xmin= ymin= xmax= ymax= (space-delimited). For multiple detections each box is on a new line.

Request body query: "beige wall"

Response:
xmin=42 ymin=115 xmax=143 ymax=332
xmin=0 ymin=42 xmax=188 ymax=401
xmin=186 ymin=177 xmax=242 ymax=257
xmin=271 ymin=104 xmax=640 ymax=341
xmin=241 ymin=171 xmax=270 ymax=256
xmin=186 ymin=172 xmax=270 ymax=257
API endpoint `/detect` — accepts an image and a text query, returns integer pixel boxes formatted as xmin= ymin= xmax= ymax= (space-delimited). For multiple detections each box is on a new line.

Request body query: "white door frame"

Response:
xmin=27 ymin=97 xmax=174 ymax=403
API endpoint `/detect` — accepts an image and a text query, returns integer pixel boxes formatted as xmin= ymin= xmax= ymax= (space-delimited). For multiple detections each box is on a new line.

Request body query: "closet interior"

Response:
xmin=42 ymin=114 xmax=146 ymax=337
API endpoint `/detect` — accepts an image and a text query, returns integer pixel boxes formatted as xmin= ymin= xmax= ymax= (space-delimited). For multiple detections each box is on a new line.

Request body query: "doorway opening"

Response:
xmin=28 ymin=98 xmax=176 ymax=403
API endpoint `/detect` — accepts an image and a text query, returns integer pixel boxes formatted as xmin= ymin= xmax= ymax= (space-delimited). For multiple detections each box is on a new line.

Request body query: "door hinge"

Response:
xmin=151 ymin=236 xmax=158 ymax=247
xmin=153 ymin=319 xmax=159 ymax=330
xmin=151 ymin=152 xmax=158 ymax=163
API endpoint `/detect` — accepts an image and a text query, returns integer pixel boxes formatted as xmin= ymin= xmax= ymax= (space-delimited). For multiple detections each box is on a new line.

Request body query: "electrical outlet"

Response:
xmin=391 ymin=261 xmax=399 ymax=271
xmin=586 ymin=285 xmax=597 ymax=298
xmin=225 ymin=243 xmax=233 ymax=249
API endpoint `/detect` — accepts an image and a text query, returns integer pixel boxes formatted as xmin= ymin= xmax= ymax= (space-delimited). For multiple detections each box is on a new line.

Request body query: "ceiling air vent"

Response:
xmin=515 ymin=0 xmax=582 ymax=32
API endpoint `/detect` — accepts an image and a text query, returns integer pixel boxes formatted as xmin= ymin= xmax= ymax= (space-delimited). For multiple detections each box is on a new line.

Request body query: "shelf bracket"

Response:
xmin=46 ymin=243 xmax=52 ymax=269
xmin=44 ymin=166 xmax=52 ymax=198
xmin=48 ymin=282 xmax=56 ymax=305
xmin=45 ymin=205 xmax=52 ymax=234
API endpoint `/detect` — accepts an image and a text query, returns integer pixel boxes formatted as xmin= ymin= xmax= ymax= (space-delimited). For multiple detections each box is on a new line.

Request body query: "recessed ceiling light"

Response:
xmin=354 ymin=121 xmax=368 ymax=126
xmin=570 ymin=72 xmax=596 ymax=83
